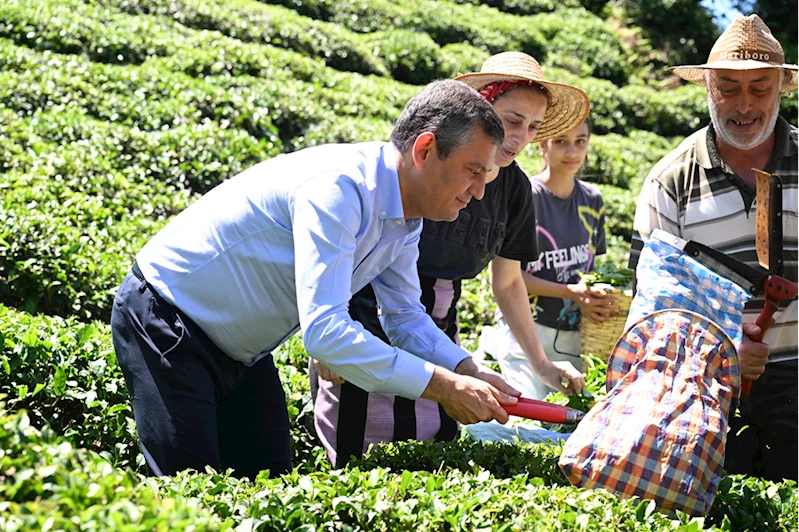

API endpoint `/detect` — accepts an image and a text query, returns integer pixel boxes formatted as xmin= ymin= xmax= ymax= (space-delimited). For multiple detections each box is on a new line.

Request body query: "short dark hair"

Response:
xmin=390 ymin=79 xmax=505 ymax=159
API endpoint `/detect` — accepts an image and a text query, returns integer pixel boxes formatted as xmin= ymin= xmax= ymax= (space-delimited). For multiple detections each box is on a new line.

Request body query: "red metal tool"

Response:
xmin=502 ymin=397 xmax=585 ymax=424
xmin=663 ymin=231 xmax=798 ymax=397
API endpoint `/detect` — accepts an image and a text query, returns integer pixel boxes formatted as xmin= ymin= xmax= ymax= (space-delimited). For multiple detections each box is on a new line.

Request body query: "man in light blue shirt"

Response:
xmin=111 ymin=79 xmax=521 ymax=479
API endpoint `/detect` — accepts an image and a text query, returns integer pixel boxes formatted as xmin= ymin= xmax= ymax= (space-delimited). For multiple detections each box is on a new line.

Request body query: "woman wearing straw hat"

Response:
xmin=312 ymin=52 xmax=591 ymax=467
xmin=491 ymin=116 xmax=620 ymax=401
xmin=629 ymin=14 xmax=798 ymax=482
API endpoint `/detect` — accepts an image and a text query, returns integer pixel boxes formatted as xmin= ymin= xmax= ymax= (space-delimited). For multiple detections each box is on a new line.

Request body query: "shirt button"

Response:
xmin=381 ymin=210 xmax=386 ymax=216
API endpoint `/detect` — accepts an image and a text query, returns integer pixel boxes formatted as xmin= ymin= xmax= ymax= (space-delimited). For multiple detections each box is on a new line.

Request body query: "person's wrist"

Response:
xmin=454 ymin=356 xmax=479 ymax=377
xmin=565 ymin=283 xmax=581 ymax=301
xmin=422 ymin=366 xmax=460 ymax=405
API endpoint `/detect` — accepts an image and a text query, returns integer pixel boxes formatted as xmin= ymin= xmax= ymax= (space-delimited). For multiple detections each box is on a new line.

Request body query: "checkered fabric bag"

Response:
xmin=558 ymin=235 xmax=750 ymax=516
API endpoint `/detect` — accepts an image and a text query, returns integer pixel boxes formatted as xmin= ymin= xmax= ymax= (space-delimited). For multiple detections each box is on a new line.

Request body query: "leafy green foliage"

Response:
xmin=438 ymin=42 xmax=490 ymax=78
xmin=0 ymin=305 xmax=322 ymax=472
xmin=0 ymin=410 xmax=229 ymax=531
xmin=544 ymin=354 xmax=608 ymax=432
xmin=101 ymin=0 xmax=390 ymax=76
xmin=584 ymin=130 xmax=681 ymax=189
xmin=364 ymin=29 xmax=441 ymax=85
xmin=458 ymin=270 xmax=496 ymax=350
xmin=706 ymin=474 xmax=798 ymax=531
xmin=1 ymin=0 xmax=181 ymax=65
xmin=597 ymin=183 xmax=636 ymax=240
xmin=0 ymin=305 xmax=139 ymax=468
xmin=618 ymin=0 xmax=719 ymax=69
xmin=579 ymin=263 xmax=635 ymax=288
xmin=533 ymin=8 xmax=630 ymax=85
xmin=449 ymin=0 xmax=580 ymax=14
xmin=352 ymin=437 xmax=568 ymax=484
xmin=5 ymin=405 xmax=791 ymax=530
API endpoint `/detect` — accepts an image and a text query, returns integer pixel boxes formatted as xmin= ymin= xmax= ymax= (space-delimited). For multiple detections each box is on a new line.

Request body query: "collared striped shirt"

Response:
xmin=629 ymin=117 xmax=798 ymax=362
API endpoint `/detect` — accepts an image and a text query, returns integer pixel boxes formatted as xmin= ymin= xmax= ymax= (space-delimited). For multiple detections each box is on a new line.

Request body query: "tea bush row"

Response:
xmin=104 ymin=0 xmax=631 ymax=84
xmin=0 ymin=407 xmax=710 ymax=531
xmin=2 ymin=26 xmax=753 ymax=145
xmin=2 ymin=405 xmax=794 ymax=531
xmin=0 ymin=305 xmax=323 ymax=470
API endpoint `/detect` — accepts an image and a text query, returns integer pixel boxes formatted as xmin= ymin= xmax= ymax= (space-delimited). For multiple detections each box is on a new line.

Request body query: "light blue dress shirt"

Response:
xmin=137 ymin=142 xmax=469 ymax=399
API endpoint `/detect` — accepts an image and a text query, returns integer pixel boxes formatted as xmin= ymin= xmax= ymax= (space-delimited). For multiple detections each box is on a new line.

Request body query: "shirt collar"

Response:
xmin=376 ymin=143 xmax=408 ymax=224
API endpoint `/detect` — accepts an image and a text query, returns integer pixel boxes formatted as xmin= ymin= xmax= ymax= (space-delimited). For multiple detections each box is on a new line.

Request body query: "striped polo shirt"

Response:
xmin=629 ymin=116 xmax=797 ymax=363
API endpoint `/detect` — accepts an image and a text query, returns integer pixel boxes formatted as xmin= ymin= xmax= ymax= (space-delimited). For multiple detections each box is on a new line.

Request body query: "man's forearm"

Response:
xmin=522 ymin=270 xmax=574 ymax=300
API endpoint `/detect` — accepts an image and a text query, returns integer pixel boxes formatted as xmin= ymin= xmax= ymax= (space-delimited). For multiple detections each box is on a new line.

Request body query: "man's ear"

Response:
xmin=411 ymin=132 xmax=437 ymax=168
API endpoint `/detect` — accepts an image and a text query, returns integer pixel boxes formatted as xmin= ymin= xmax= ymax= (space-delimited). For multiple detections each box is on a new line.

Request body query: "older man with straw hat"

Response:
xmin=629 ymin=14 xmax=797 ymax=482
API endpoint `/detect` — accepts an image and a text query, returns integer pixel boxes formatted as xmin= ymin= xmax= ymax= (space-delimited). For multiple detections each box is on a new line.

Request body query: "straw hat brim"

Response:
xmin=455 ymin=72 xmax=590 ymax=142
xmin=671 ymin=61 xmax=798 ymax=93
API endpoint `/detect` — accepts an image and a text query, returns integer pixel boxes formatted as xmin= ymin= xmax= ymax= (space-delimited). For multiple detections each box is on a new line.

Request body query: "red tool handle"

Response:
xmin=502 ymin=397 xmax=584 ymax=424
xmin=740 ymin=275 xmax=799 ymax=397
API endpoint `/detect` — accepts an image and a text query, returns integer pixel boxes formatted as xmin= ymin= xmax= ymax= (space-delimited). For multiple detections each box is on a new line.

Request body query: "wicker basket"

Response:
xmin=580 ymin=283 xmax=634 ymax=362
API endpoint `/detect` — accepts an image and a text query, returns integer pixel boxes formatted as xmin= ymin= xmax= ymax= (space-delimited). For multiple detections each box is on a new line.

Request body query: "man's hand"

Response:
xmin=422 ymin=365 xmax=518 ymax=425
xmin=534 ymin=359 xmax=586 ymax=396
xmin=739 ymin=322 xmax=770 ymax=381
xmin=568 ymin=282 xmax=619 ymax=324
xmin=454 ymin=357 xmax=521 ymax=398
xmin=313 ymin=359 xmax=345 ymax=384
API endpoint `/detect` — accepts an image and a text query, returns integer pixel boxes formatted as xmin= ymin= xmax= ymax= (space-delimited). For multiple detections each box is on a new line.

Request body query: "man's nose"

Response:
xmin=735 ymin=91 xmax=754 ymax=114
xmin=469 ymin=175 xmax=486 ymax=201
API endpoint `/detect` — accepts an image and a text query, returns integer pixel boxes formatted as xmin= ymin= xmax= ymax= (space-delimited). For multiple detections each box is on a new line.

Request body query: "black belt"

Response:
xmin=132 ymin=262 xmax=145 ymax=282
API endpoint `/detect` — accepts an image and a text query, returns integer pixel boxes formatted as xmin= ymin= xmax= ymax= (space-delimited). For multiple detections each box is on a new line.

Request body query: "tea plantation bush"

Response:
xmin=364 ymin=29 xmax=442 ymax=85
xmin=2 ymin=0 xmax=798 ymax=528
xmin=98 ymin=0 xmax=391 ymax=76
xmin=1 ymin=404 xmax=795 ymax=531
xmin=449 ymin=0 xmax=580 ymax=15
xmin=530 ymin=8 xmax=630 ymax=85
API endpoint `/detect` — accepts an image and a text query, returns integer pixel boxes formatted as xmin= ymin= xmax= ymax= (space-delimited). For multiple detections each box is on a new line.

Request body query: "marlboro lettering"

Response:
xmin=708 ymin=49 xmax=784 ymax=64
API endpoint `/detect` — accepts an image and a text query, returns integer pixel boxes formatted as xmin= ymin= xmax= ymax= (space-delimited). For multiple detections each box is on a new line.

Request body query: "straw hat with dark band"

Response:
xmin=455 ymin=52 xmax=590 ymax=142
xmin=671 ymin=14 xmax=798 ymax=93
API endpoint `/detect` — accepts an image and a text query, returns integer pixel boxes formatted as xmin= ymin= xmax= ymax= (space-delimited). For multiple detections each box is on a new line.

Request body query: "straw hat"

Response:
xmin=455 ymin=52 xmax=590 ymax=142
xmin=671 ymin=14 xmax=798 ymax=93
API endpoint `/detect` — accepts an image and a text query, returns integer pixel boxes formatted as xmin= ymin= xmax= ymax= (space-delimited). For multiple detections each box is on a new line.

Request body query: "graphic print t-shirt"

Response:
xmin=526 ymin=178 xmax=606 ymax=330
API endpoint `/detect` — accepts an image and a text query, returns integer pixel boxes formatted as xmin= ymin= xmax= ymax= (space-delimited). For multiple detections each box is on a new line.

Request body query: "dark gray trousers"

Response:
xmin=111 ymin=264 xmax=292 ymax=479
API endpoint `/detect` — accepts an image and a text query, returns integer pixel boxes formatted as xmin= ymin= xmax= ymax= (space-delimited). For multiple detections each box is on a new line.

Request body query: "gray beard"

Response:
xmin=708 ymin=92 xmax=780 ymax=151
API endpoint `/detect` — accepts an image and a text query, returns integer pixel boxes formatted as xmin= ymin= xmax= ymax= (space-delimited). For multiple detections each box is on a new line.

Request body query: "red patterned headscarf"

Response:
xmin=478 ymin=80 xmax=541 ymax=102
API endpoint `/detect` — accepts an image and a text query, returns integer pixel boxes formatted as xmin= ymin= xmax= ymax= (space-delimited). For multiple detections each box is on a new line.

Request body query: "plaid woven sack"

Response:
xmin=558 ymin=233 xmax=750 ymax=516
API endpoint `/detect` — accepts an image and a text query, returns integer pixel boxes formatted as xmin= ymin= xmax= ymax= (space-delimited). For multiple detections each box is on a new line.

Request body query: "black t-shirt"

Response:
xmin=416 ymin=161 xmax=538 ymax=279
xmin=349 ymin=161 xmax=538 ymax=340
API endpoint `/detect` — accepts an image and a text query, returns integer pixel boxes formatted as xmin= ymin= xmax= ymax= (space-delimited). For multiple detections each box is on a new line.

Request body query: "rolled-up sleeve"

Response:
xmin=292 ymin=174 xmax=435 ymax=399
xmin=372 ymin=224 xmax=471 ymax=372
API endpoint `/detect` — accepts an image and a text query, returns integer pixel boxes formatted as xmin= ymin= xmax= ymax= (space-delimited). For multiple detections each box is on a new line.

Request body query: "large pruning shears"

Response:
xmin=656 ymin=229 xmax=798 ymax=397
